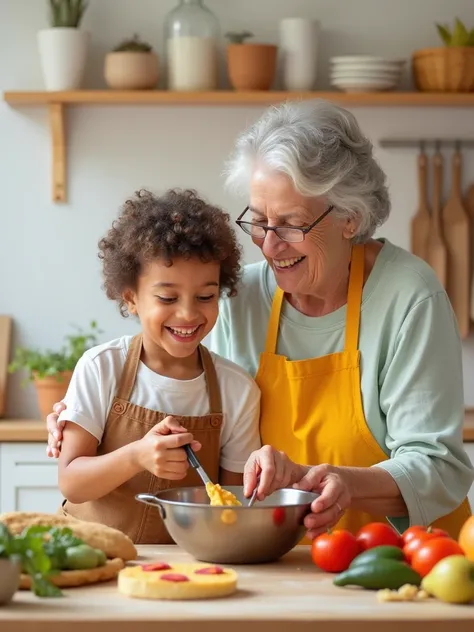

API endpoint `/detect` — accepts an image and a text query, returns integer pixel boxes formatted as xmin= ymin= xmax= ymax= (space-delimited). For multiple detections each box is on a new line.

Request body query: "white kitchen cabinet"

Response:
xmin=0 ymin=442 xmax=63 ymax=514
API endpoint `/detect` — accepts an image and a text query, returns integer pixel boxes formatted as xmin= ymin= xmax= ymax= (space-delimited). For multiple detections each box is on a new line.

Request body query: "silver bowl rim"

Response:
xmin=137 ymin=486 xmax=319 ymax=510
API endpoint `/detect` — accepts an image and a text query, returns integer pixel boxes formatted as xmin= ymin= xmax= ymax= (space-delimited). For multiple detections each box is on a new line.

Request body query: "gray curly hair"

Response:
xmin=224 ymin=99 xmax=391 ymax=242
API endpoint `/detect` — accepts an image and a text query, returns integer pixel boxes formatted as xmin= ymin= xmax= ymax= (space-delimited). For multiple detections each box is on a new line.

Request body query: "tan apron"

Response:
xmin=61 ymin=334 xmax=223 ymax=544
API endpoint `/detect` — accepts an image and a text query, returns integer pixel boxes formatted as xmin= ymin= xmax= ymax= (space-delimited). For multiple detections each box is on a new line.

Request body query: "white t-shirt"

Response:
xmin=58 ymin=336 xmax=262 ymax=473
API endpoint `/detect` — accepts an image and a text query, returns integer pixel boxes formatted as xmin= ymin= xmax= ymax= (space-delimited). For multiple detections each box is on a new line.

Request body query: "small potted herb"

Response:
xmin=8 ymin=321 xmax=101 ymax=419
xmin=37 ymin=0 xmax=90 ymax=91
xmin=104 ymin=34 xmax=160 ymax=90
xmin=412 ymin=17 xmax=474 ymax=92
xmin=0 ymin=523 xmax=61 ymax=603
xmin=225 ymin=30 xmax=278 ymax=91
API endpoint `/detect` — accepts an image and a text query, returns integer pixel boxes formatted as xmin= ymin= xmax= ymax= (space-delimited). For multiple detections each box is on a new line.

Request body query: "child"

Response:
xmin=56 ymin=189 xmax=261 ymax=544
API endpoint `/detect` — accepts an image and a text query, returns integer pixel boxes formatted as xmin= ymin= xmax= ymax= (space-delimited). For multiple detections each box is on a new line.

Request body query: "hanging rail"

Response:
xmin=379 ymin=138 xmax=474 ymax=149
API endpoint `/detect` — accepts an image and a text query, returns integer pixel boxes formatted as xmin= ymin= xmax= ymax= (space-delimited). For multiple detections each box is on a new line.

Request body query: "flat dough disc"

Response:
xmin=118 ymin=562 xmax=238 ymax=600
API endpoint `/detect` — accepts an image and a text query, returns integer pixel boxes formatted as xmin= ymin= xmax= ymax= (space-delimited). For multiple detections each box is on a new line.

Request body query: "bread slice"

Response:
xmin=0 ymin=512 xmax=137 ymax=561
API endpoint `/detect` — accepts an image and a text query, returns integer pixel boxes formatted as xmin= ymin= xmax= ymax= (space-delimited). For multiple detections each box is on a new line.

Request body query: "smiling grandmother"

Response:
xmin=47 ymin=99 xmax=473 ymax=539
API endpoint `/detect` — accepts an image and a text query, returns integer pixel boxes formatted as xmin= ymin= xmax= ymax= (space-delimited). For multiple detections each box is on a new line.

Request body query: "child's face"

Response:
xmin=124 ymin=257 xmax=220 ymax=358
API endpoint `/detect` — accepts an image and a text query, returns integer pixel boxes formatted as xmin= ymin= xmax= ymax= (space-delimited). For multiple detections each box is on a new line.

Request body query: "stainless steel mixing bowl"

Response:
xmin=136 ymin=486 xmax=318 ymax=564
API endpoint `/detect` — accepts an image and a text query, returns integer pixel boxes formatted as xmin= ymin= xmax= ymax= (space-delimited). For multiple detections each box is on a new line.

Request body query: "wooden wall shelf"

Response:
xmin=4 ymin=89 xmax=474 ymax=203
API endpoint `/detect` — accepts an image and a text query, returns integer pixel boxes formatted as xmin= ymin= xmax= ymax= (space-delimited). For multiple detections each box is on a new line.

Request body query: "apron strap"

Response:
xmin=198 ymin=345 xmax=223 ymax=414
xmin=264 ymin=285 xmax=285 ymax=354
xmin=344 ymin=244 xmax=365 ymax=353
xmin=116 ymin=333 xmax=143 ymax=401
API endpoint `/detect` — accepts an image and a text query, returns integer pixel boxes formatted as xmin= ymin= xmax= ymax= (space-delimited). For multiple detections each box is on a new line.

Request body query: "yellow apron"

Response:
xmin=256 ymin=243 xmax=471 ymax=539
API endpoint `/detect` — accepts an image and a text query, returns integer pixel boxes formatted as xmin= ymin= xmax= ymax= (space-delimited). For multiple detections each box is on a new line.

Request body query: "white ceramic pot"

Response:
xmin=104 ymin=52 xmax=160 ymax=90
xmin=279 ymin=18 xmax=320 ymax=91
xmin=37 ymin=27 xmax=89 ymax=91
xmin=0 ymin=558 xmax=20 ymax=606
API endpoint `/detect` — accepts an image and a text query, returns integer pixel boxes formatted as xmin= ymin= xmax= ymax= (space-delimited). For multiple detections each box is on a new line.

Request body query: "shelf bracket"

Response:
xmin=49 ymin=103 xmax=66 ymax=202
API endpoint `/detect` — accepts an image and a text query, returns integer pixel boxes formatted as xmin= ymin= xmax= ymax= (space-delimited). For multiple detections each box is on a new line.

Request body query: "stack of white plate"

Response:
xmin=329 ymin=56 xmax=406 ymax=92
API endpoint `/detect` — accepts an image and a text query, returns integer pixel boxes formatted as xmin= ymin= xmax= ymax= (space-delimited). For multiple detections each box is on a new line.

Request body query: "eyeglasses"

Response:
xmin=236 ymin=205 xmax=334 ymax=243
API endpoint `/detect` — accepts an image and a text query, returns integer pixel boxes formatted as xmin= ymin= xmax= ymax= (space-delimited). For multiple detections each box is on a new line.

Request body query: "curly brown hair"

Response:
xmin=98 ymin=189 xmax=242 ymax=317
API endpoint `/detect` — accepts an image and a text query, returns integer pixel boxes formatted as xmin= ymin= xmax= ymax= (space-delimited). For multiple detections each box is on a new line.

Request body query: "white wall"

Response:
xmin=1 ymin=0 xmax=474 ymax=418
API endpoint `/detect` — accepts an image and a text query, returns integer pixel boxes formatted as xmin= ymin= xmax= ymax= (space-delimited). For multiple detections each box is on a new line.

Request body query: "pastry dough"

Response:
xmin=118 ymin=562 xmax=238 ymax=600
xmin=0 ymin=512 xmax=137 ymax=561
xmin=20 ymin=558 xmax=125 ymax=589
xmin=205 ymin=482 xmax=241 ymax=506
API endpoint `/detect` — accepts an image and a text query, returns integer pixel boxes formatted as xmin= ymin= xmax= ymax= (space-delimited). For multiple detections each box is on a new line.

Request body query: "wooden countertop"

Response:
xmin=1 ymin=411 xmax=474 ymax=442
xmin=0 ymin=545 xmax=473 ymax=632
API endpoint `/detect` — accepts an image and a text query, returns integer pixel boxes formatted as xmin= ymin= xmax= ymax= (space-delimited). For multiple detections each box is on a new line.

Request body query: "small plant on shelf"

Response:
xmin=436 ymin=17 xmax=474 ymax=47
xmin=225 ymin=31 xmax=254 ymax=45
xmin=105 ymin=34 xmax=160 ymax=90
xmin=112 ymin=33 xmax=154 ymax=53
xmin=8 ymin=321 xmax=101 ymax=418
xmin=48 ymin=0 xmax=88 ymax=28
xmin=412 ymin=17 xmax=474 ymax=92
xmin=225 ymin=29 xmax=277 ymax=91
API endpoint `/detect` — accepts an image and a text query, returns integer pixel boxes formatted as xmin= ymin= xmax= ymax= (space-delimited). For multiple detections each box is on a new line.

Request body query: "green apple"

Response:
xmin=421 ymin=555 xmax=474 ymax=604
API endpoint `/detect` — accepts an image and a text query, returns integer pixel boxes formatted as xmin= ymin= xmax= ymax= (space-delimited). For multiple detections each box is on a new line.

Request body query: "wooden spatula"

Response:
xmin=0 ymin=316 xmax=12 ymax=418
xmin=442 ymin=145 xmax=470 ymax=339
xmin=410 ymin=143 xmax=431 ymax=261
xmin=466 ymin=184 xmax=474 ymax=323
xmin=426 ymin=146 xmax=447 ymax=288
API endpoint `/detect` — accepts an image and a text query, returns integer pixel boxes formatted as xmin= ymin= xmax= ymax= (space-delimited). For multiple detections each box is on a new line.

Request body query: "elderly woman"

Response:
xmin=46 ymin=99 xmax=472 ymax=539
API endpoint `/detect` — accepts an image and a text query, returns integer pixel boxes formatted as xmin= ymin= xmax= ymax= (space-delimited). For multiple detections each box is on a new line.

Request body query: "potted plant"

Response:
xmin=104 ymin=34 xmax=160 ymax=90
xmin=37 ymin=0 xmax=89 ymax=91
xmin=225 ymin=31 xmax=278 ymax=91
xmin=0 ymin=522 xmax=62 ymax=603
xmin=412 ymin=17 xmax=474 ymax=92
xmin=8 ymin=321 xmax=100 ymax=419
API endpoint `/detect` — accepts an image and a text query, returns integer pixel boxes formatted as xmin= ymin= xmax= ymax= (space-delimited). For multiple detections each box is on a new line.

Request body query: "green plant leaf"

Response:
xmin=468 ymin=28 xmax=474 ymax=46
xmin=436 ymin=23 xmax=452 ymax=45
xmin=452 ymin=17 xmax=470 ymax=46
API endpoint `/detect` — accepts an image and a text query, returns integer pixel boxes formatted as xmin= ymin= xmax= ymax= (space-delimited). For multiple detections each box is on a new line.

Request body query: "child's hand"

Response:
xmin=135 ymin=416 xmax=202 ymax=480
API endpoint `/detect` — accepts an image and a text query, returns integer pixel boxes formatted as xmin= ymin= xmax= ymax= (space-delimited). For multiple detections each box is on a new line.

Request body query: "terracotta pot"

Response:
xmin=104 ymin=51 xmax=160 ymax=90
xmin=227 ymin=43 xmax=278 ymax=90
xmin=0 ymin=558 xmax=20 ymax=606
xmin=412 ymin=47 xmax=474 ymax=92
xmin=33 ymin=371 xmax=73 ymax=420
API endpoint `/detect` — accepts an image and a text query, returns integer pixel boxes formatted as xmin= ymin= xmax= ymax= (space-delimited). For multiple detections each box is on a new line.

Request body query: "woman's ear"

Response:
xmin=342 ymin=217 xmax=358 ymax=240
xmin=122 ymin=289 xmax=138 ymax=316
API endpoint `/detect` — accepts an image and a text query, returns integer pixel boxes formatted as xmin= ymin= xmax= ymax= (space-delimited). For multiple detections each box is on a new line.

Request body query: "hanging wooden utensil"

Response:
xmin=426 ymin=143 xmax=447 ymax=288
xmin=0 ymin=316 xmax=12 ymax=418
xmin=441 ymin=143 xmax=470 ymax=339
xmin=466 ymin=184 xmax=474 ymax=323
xmin=410 ymin=141 xmax=431 ymax=261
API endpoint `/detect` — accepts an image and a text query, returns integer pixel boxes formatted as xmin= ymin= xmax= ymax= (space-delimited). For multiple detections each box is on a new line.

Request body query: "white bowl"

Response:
xmin=330 ymin=77 xmax=398 ymax=92
xmin=330 ymin=55 xmax=406 ymax=65
xmin=330 ymin=69 xmax=402 ymax=81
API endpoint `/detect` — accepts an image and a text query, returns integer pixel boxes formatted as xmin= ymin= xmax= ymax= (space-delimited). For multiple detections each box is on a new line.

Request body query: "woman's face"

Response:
xmin=249 ymin=169 xmax=354 ymax=297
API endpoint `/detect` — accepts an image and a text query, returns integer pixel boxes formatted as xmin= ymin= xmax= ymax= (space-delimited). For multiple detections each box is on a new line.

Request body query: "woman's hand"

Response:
xmin=243 ymin=445 xmax=307 ymax=500
xmin=133 ymin=416 xmax=202 ymax=480
xmin=293 ymin=464 xmax=352 ymax=538
xmin=46 ymin=402 xmax=66 ymax=458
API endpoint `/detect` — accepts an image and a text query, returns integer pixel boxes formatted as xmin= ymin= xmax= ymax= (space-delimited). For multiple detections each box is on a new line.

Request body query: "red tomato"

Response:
xmin=402 ymin=525 xmax=448 ymax=546
xmin=355 ymin=522 xmax=402 ymax=551
xmin=311 ymin=529 xmax=361 ymax=573
xmin=411 ymin=537 xmax=465 ymax=577
xmin=403 ymin=529 xmax=449 ymax=563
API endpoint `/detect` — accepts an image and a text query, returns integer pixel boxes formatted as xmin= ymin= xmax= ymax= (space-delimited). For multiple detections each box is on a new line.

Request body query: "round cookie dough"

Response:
xmin=118 ymin=562 xmax=238 ymax=600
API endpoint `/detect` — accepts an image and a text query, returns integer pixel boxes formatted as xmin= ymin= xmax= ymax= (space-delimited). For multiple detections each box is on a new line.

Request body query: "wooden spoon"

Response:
xmin=441 ymin=144 xmax=470 ymax=339
xmin=426 ymin=144 xmax=447 ymax=288
xmin=410 ymin=142 xmax=431 ymax=261
xmin=466 ymin=184 xmax=474 ymax=323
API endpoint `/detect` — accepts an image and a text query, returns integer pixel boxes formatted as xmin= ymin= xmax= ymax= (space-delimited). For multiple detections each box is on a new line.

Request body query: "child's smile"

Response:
xmin=124 ymin=257 xmax=221 ymax=374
